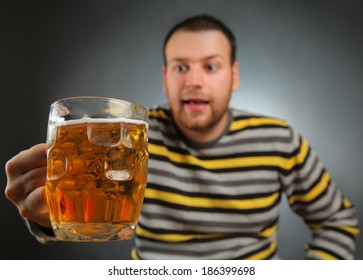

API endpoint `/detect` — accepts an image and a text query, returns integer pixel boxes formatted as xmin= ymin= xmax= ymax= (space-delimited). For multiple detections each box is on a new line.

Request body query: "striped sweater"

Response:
xmin=132 ymin=104 xmax=359 ymax=260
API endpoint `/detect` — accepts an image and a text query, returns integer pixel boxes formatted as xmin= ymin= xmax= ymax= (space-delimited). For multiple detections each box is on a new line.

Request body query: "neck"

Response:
xmin=175 ymin=111 xmax=230 ymax=144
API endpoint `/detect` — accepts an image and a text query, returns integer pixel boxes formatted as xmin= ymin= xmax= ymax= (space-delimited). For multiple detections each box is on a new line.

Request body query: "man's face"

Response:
xmin=162 ymin=30 xmax=240 ymax=139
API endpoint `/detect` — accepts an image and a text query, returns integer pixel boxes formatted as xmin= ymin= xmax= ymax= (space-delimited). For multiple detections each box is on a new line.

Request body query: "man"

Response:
xmin=5 ymin=15 xmax=359 ymax=259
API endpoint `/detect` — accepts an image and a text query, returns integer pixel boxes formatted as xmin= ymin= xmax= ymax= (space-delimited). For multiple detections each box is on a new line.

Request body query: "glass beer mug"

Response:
xmin=45 ymin=97 xmax=148 ymax=242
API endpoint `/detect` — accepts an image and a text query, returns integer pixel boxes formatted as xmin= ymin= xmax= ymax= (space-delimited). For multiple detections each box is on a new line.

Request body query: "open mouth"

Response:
xmin=182 ymin=99 xmax=209 ymax=105
xmin=182 ymin=99 xmax=209 ymax=112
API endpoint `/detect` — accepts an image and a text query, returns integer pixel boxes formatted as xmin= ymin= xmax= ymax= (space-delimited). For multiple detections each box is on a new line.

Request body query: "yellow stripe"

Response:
xmin=307 ymin=224 xmax=359 ymax=237
xmin=260 ymin=224 xmax=278 ymax=238
xmin=245 ymin=239 xmax=277 ymax=260
xmin=313 ymin=249 xmax=337 ymax=260
xmin=136 ymin=225 xmax=223 ymax=242
xmin=148 ymin=109 xmax=170 ymax=121
xmin=338 ymin=226 xmax=360 ymax=236
xmin=230 ymin=117 xmax=288 ymax=132
xmin=131 ymin=247 xmax=139 ymax=260
xmin=306 ymin=223 xmax=321 ymax=230
xmin=343 ymin=197 xmax=352 ymax=208
xmin=149 ymin=137 xmax=309 ymax=171
xmin=145 ymin=188 xmax=280 ymax=210
xmin=288 ymin=171 xmax=330 ymax=205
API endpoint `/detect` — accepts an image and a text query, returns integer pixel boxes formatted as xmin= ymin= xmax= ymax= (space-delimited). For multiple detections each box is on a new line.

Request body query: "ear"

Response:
xmin=231 ymin=60 xmax=240 ymax=91
xmin=161 ymin=65 xmax=167 ymax=93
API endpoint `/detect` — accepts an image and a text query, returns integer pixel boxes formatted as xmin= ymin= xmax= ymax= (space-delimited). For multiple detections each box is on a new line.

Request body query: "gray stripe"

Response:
xmin=149 ymin=159 xmax=278 ymax=181
xmin=315 ymin=234 xmax=354 ymax=255
xmin=300 ymin=182 xmax=340 ymax=218
xmin=140 ymin=211 xmax=276 ymax=230
xmin=149 ymin=121 xmax=295 ymax=155
xmin=136 ymin=236 xmax=275 ymax=259
xmin=149 ymin=135 xmax=297 ymax=156
xmin=282 ymin=151 xmax=320 ymax=191
xmin=310 ymin=237 xmax=353 ymax=259
xmin=326 ymin=207 xmax=360 ymax=227
xmin=139 ymin=204 xmax=280 ymax=229
xmin=148 ymin=159 xmax=281 ymax=195
xmin=283 ymin=153 xmax=324 ymax=196
xmin=149 ymin=167 xmax=278 ymax=187
xmin=147 ymin=174 xmax=281 ymax=196
xmin=150 ymin=127 xmax=292 ymax=147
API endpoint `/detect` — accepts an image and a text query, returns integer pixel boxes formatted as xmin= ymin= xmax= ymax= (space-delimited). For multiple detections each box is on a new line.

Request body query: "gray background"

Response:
xmin=1 ymin=0 xmax=362 ymax=259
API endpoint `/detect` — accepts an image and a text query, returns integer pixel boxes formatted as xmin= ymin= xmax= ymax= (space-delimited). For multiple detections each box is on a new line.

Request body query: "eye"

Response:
xmin=174 ymin=65 xmax=188 ymax=72
xmin=206 ymin=64 xmax=218 ymax=72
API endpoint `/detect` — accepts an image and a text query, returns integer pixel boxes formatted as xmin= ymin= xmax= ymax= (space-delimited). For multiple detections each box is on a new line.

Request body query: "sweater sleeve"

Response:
xmin=280 ymin=127 xmax=359 ymax=259
xmin=24 ymin=218 xmax=57 ymax=244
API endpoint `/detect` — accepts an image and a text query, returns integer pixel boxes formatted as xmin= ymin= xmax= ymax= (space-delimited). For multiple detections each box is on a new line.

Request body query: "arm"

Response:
xmin=281 ymin=129 xmax=359 ymax=259
xmin=5 ymin=143 xmax=56 ymax=243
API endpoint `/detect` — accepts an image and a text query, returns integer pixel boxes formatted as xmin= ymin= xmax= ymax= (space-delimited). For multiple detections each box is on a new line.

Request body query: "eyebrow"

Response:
xmin=168 ymin=55 xmax=225 ymax=64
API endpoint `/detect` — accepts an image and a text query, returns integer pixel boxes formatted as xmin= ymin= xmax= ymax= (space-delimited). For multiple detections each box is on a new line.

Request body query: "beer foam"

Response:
xmin=51 ymin=117 xmax=149 ymax=129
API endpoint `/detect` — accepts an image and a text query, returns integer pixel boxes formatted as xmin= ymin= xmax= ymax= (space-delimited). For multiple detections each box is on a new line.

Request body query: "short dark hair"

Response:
xmin=163 ymin=14 xmax=237 ymax=65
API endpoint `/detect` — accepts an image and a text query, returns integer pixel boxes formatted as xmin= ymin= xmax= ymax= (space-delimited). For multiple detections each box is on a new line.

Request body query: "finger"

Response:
xmin=5 ymin=143 xmax=47 ymax=177
xmin=25 ymin=186 xmax=48 ymax=214
xmin=5 ymin=165 xmax=47 ymax=204
xmin=23 ymin=166 xmax=47 ymax=197
xmin=21 ymin=186 xmax=51 ymax=228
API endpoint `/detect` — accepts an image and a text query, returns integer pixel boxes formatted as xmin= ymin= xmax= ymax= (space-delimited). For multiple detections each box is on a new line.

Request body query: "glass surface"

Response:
xmin=45 ymin=97 xmax=148 ymax=242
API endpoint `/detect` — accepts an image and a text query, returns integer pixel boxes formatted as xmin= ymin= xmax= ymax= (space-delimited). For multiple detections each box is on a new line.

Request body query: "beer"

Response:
xmin=45 ymin=118 xmax=148 ymax=241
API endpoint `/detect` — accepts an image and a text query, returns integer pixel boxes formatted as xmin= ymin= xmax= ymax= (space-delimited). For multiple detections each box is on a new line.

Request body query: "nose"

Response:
xmin=185 ymin=65 xmax=204 ymax=89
